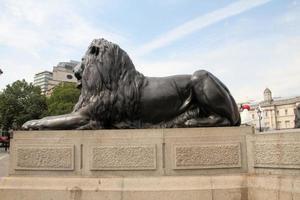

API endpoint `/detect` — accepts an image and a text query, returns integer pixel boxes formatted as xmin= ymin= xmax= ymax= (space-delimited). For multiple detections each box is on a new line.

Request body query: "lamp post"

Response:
xmin=256 ymin=105 xmax=263 ymax=132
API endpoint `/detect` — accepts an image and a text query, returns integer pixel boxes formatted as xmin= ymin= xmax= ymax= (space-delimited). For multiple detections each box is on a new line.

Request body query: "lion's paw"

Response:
xmin=22 ymin=120 xmax=42 ymax=130
xmin=184 ymin=119 xmax=198 ymax=127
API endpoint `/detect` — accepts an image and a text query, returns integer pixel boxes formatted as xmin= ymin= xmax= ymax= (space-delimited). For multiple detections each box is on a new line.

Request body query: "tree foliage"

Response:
xmin=0 ymin=80 xmax=47 ymax=130
xmin=46 ymin=82 xmax=80 ymax=116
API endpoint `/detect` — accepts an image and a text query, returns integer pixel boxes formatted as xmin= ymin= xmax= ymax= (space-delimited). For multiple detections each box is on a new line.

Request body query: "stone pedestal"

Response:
xmin=1 ymin=127 xmax=300 ymax=199
xmin=9 ymin=127 xmax=251 ymax=177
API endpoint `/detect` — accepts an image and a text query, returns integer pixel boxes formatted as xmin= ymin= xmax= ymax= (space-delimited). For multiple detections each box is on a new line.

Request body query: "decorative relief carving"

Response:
xmin=254 ymin=142 xmax=300 ymax=169
xmin=15 ymin=145 xmax=74 ymax=170
xmin=90 ymin=145 xmax=156 ymax=170
xmin=173 ymin=143 xmax=241 ymax=169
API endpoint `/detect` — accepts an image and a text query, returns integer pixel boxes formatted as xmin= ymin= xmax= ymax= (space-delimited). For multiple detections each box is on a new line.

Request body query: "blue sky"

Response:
xmin=0 ymin=0 xmax=299 ymax=102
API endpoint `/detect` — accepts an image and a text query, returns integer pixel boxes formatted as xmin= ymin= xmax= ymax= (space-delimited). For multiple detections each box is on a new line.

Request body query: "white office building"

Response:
xmin=33 ymin=71 xmax=53 ymax=94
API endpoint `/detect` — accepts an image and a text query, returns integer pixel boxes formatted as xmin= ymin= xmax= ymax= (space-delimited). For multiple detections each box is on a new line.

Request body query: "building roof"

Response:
xmin=56 ymin=60 xmax=79 ymax=70
xmin=34 ymin=71 xmax=53 ymax=76
xmin=243 ymin=96 xmax=300 ymax=110
xmin=260 ymin=96 xmax=300 ymax=107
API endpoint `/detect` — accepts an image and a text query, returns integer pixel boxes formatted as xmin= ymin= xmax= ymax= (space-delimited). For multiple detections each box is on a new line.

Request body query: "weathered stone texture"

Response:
xmin=254 ymin=142 xmax=300 ymax=168
xmin=15 ymin=145 xmax=74 ymax=170
xmin=91 ymin=145 xmax=156 ymax=170
xmin=173 ymin=143 xmax=241 ymax=169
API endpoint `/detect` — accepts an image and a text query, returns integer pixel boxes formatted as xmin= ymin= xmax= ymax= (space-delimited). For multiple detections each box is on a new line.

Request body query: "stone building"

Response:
xmin=240 ymin=88 xmax=300 ymax=130
xmin=46 ymin=61 xmax=78 ymax=95
xmin=33 ymin=60 xmax=79 ymax=95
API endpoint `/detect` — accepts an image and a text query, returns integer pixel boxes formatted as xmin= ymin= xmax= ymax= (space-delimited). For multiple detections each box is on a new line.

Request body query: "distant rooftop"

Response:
xmin=56 ymin=60 xmax=79 ymax=70
xmin=34 ymin=71 xmax=53 ymax=76
xmin=260 ymin=96 xmax=300 ymax=107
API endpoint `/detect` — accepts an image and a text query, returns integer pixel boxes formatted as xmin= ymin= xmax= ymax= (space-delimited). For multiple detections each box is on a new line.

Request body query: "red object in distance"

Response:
xmin=242 ymin=104 xmax=250 ymax=110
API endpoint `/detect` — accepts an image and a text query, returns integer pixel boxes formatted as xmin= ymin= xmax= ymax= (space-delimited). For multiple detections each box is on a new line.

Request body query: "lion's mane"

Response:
xmin=75 ymin=39 xmax=146 ymax=128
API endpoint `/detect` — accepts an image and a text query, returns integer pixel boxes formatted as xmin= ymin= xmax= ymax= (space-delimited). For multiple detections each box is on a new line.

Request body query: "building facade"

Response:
xmin=33 ymin=60 xmax=79 ymax=95
xmin=240 ymin=88 xmax=300 ymax=130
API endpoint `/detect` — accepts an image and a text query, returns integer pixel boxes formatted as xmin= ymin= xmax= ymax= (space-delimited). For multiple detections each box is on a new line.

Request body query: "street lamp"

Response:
xmin=256 ymin=105 xmax=263 ymax=132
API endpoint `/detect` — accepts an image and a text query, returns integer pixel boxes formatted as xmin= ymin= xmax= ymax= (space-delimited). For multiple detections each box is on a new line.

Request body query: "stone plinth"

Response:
xmin=2 ymin=127 xmax=300 ymax=200
xmin=9 ymin=127 xmax=251 ymax=177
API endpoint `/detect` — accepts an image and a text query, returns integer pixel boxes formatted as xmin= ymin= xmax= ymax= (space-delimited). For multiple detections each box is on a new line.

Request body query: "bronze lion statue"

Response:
xmin=23 ymin=38 xmax=240 ymax=130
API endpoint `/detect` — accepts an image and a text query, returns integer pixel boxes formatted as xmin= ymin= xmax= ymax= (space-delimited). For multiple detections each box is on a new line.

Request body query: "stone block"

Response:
xmin=212 ymin=188 xmax=248 ymax=200
xmin=14 ymin=144 xmax=74 ymax=171
xmin=254 ymin=142 xmax=300 ymax=169
xmin=0 ymin=176 xmax=245 ymax=200
xmin=173 ymin=143 xmax=241 ymax=169
xmin=123 ymin=190 xmax=212 ymax=200
xmin=90 ymin=145 xmax=156 ymax=170
xmin=248 ymin=188 xmax=279 ymax=200
xmin=163 ymin=127 xmax=251 ymax=176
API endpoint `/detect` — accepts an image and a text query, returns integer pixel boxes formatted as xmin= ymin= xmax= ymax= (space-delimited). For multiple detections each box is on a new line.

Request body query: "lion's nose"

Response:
xmin=74 ymin=70 xmax=82 ymax=80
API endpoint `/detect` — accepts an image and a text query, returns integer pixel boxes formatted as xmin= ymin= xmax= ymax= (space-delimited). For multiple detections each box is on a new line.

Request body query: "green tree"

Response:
xmin=46 ymin=82 xmax=80 ymax=116
xmin=0 ymin=79 xmax=47 ymax=130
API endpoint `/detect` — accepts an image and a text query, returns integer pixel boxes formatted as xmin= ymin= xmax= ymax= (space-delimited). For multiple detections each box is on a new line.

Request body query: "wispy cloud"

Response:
xmin=0 ymin=0 xmax=125 ymax=51
xmin=135 ymin=35 xmax=300 ymax=102
xmin=137 ymin=0 xmax=272 ymax=55
xmin=0 ymin=0 xmax=124 ymax=88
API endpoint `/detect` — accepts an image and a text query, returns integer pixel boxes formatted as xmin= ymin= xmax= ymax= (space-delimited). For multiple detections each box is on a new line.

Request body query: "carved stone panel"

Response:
xmin=90 ymin=145 xmax=157 ymax=170
xmin=173 ymin=143 xmax=241 ymax=169
xmin=15 ymin=145 xmax=74 ymax=170
xmin=254 ymin=142 xmax=300 ymax=169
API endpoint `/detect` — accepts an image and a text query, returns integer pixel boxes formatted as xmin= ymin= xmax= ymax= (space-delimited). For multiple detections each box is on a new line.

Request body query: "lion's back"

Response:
xmin=139 ymin=75 xmax=192 ymax=123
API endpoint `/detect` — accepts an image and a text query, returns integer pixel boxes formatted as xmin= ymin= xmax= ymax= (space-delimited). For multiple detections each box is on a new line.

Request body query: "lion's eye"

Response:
xmin=90 ymin=46 xmax=100 ymax=56
xmin=90 ymin=46 xmax=96 ymax=54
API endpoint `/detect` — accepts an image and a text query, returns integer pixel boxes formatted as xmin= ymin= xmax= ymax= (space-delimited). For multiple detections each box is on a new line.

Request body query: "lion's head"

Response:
xmin=73 ymin=38 xmax=146 ymax=128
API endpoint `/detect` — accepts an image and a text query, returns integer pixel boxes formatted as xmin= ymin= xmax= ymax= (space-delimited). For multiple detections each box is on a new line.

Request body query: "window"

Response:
xmin=265 ymin=111 xmax=268 ymax=117
xmin=285 ymin=121 xmax=290 ymax=128
xmin=277 ymin=121 xmax=282 ymax=129
xmin=252 ymin=114 xmax=255 ymax=119
xmin=276 ymin=110 xmax=280 ymax=115
xmin=66 ymin=74 xmax=73 ymax=79
xmin=285 ymin=109 xmax=288 ymax=116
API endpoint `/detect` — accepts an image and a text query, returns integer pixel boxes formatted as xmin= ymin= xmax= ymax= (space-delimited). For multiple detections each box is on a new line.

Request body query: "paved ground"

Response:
xmin=0 ymin=149 xmax=9 ymax=177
